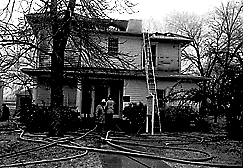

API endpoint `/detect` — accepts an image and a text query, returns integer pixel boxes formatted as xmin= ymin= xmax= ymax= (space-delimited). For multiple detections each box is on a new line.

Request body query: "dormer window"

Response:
xmin=108 ymin=37 xmax=118 ymax=55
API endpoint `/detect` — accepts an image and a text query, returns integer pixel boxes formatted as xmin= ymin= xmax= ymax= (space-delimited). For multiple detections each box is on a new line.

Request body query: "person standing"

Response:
xmin=105 ymin=95 xmax=115 ymax=130
xmin=95 ymin=99 xmax=106 ymax=135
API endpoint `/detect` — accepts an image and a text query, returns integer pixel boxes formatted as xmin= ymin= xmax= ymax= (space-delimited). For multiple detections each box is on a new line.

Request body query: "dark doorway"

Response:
xmin=95 ymin=85 xmax=108 ymax=108
xmin=82 ymin=82 xmax=92 ymax=118
xmin=109 ymin=84 xmax=122 ymax=115
xmin=151 ymin=44 xmax=156 ymax=67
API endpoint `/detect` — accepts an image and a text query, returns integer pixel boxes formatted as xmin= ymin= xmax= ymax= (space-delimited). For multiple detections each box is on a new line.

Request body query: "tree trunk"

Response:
xmin=48 ymin=0 xmax=76 ymax=137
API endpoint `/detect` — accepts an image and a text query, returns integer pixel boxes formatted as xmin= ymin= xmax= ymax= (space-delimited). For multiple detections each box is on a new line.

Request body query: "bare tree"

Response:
xmin=164 ymin=0 xmax=243 ymax=136
xmin=206 ymin=0 xmax=243 ymax=133
xmin=164 ymin=11 xmax=213 ymax=118
xmin=165 ymin=11 xmax=210 ymax=76
xmin=0 ymin=0 xmax=136 ymax=136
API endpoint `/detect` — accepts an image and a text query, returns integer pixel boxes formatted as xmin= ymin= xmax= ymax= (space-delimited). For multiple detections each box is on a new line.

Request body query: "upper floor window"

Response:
xmin=108 ymin=37 xmax=118 ymax=55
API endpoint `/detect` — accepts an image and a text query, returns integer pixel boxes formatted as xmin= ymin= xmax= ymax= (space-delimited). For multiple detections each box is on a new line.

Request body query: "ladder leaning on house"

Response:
xmin=143 ymin=32 xmax=162 ymax=134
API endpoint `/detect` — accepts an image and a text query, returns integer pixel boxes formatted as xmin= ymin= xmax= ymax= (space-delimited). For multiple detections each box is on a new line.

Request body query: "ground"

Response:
xmin=0 ymin=120 xmax=242 ymax=168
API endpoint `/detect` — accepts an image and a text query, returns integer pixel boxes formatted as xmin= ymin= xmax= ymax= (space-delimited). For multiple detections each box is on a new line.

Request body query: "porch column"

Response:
xmin=117 ymin=88 xmax=121 ymax=118
xmin=0 ymin=80 xmax=3 ymax=106
xmin=76 ymin=81 xmax=82 ymax=117
xmin=32 ymin=78 xmax=38 ymax=104
xmin=107 ymin=86 xmax=111 ymax=97
xmin=90 ymin=85 xmax=95 ymax=117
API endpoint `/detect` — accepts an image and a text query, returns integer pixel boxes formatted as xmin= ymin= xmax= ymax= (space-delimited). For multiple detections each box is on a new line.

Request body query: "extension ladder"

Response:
xmin=143 ymin=32 xmax=162 ymax=134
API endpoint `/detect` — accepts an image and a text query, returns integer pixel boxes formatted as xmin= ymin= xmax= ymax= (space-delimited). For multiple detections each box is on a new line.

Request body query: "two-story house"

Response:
xmin=21 ymin=16 xmax=207 ymax=119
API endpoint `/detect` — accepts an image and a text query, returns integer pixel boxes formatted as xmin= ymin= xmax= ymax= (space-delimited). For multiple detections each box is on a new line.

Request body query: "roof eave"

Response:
xmin=22 ymin=68 xmax=210 ymax=82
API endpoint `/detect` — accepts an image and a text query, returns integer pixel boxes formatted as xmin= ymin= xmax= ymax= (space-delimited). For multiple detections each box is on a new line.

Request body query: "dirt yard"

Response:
xmin=0 ymin=120 xmax=242 ymax=168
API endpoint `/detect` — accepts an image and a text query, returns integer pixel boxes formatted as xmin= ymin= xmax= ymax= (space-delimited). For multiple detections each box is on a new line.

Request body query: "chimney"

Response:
xmin=126 ymin=19 xmax=142 ymax=33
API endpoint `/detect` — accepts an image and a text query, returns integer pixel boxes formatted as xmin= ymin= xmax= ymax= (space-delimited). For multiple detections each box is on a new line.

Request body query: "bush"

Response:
xmin=122 ymin=102 xmax=147 ymax=134
xmin=160 ymin=106 xmax=210 ymax=132
xmin=16 ymin=104 xmax=80 ymax=133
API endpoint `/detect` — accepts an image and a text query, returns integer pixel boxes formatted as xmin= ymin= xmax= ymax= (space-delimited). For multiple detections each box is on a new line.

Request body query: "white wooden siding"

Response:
xmin=118 ymin=36 xmax=142 ymax=69
xmin=98 ymin=35 xmax=142 ymax=69
xmin=122 ymin=79 xmax=199 ymax=107
xmin=38 ymin=32 xmax=182 ymax=72
xmin=123 ymin=79 xmax=148 ymax=104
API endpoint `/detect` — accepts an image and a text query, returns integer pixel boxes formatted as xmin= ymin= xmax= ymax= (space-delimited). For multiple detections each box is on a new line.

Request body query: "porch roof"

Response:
xmin=21 ymin=67 xmax=209 ymax=82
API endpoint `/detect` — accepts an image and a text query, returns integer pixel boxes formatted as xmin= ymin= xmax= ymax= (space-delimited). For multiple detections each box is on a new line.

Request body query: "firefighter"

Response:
xmin=95 ymin=99 xmax=106 ymax=135
xmin=105 ymin=95 xmax=115 ymax=130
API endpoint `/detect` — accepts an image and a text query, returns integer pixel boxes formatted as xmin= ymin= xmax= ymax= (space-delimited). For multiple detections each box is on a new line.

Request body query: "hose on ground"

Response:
xmin=105 ymin=138 xmax=214 ymax=162
xmin=18 ymin=129 xmax=243 ymax=167
xmin=0 ymin=151 xmax=88 ymax=168
xmin=0 ymin=126 xmax=242 ymax=168
xmin=48 ymin=138 xmax=242 ymax=168
xmin=0 ymin=126 xmax=97 ymax=167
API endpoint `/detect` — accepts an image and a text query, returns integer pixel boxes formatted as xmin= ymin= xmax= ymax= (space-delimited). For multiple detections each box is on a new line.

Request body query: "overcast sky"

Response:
xmin=108 ymin=0 xmax=233 ymax=31
xmin=0 ymin=0 xmax=232 ymax=19
xmin=0 ymin=0 xmax=235 ymax=30
xmin=110 ymin=0 xmax=231 ymax=20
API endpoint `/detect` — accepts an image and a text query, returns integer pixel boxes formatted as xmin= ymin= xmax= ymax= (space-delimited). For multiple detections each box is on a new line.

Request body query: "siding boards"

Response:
xmin=37 ymin=32 xmax=183 ymax=73
xmin=123 ymin=79 xmax=148 ymax=104
xmin=123 ymin=79 xmax=198 ymax=107
xmin=118 ymin=36 xmax=142 ymax=69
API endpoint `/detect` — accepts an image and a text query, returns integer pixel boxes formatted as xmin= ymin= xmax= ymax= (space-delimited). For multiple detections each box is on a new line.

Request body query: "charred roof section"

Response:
xmin=25 ymin=13 xmax=191 ymax=43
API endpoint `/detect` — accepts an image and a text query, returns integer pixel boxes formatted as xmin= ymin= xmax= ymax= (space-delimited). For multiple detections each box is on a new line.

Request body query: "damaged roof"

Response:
xmin=26 ymin=12 xmax=192 ymax=43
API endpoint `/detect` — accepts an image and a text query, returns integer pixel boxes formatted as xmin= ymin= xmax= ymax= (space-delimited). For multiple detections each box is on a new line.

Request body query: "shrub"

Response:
xmin=16 ymin=104 xmax=80 ymax=133
xmin=122 ymin=102 xmax=147 ymax=134
xmin=160 ymin=106 xmax=210 ymax=132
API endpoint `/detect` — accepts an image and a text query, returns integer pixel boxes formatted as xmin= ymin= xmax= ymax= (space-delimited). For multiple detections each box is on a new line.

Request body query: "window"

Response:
xmin=63 ymin=85 xmax=76 ymax=107
xmin=123 ymin=96 xmax=130 ymax=102
xmin=108 ymin=37 xmax=118 ymax=55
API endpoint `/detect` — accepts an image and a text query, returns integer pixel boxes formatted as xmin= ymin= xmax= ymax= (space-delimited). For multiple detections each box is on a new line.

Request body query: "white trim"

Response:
xmin=178 ymin=43 xmax=181 ymax=73
xmin=90 ymin=85 xmax=95 ymax=117
xmin=76 ymin=81 xmax=82 ymax=115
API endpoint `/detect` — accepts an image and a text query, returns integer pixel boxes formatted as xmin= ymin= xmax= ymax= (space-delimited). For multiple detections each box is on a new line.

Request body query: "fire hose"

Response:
xmin=0 ymin=126 xmax=242 ymax=168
